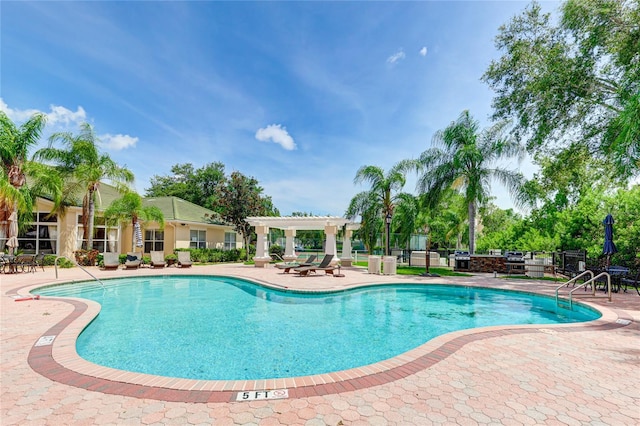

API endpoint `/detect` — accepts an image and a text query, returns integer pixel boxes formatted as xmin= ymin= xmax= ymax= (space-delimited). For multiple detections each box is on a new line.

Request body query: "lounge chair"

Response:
xmin=177 ymin=251 xmax=192 ymax=268
xmin=103 ymin=252 xmax=120 ymax=270
xmin=150 ymin=251 xmax=166 ymax=268
xmin=124 ymin=252 xmax=142 ymax=269
xmin=294 ymin=254 xmax=335 ymax=276
xmin=275 ymin=254 xmax=317 ymax=273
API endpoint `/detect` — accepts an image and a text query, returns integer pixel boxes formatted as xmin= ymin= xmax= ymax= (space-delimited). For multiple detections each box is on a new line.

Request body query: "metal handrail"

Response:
xmin=55 ymin=256 xmax=105 ymax=289
xmin=569 ymin=272 xmax=611 ymax=308
xmin=555 ymin=270 xmax=611 ymax=309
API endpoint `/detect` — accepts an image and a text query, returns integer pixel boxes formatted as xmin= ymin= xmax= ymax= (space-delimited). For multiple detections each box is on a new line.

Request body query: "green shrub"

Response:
xmin=185 ymin=248 xmax=243 ymax=264
xmin=43 ymin=254 xmax=59 ymax=266
xmin=269 ymin=244 xmax=284 ymax=259
xmin=55 ymin=257 xmax=74 ymax=268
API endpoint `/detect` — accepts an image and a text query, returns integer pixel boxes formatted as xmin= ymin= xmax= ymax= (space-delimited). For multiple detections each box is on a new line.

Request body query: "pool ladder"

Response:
xmin=55 ymin=256 xmax=106 ymax=290
xmin=555 ymin=270 xmax=611 ymax=310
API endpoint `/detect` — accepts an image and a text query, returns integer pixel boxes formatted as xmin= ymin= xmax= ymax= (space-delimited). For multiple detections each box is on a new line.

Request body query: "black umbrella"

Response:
xmin=603 ymin=214 xmax=617 ymax=268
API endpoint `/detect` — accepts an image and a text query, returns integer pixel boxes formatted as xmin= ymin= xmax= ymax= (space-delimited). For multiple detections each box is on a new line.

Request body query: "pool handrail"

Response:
xmin=555 ymin=269 xmax=611 ymax=309
xmin=55 ymin=255 xmax=106 ymax=289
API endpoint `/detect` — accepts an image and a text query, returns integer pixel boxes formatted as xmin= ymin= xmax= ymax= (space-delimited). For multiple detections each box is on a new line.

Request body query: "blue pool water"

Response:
xmin=37 ymin=276 xmax=600 ymax=380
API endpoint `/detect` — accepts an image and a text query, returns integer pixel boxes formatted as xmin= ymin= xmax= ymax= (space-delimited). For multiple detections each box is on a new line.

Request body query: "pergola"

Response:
xmin=246 ymin=216 xmax=360 ymax=267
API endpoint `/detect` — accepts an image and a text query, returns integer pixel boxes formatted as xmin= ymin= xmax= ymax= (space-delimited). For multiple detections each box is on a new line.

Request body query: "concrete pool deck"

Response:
xmin=2 ymin=263 xmax=639 ymax=425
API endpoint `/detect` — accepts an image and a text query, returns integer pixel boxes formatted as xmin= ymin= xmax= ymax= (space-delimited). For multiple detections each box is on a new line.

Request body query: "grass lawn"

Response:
xmin=352 ymin=262 xmax=471 ymax=277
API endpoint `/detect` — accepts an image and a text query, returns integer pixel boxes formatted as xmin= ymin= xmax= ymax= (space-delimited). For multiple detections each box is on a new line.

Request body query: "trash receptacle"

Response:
xmin=368 ymin=255 xmax=381 ymax=274
xmin=382 ymin=256 xmax=397 ymax=275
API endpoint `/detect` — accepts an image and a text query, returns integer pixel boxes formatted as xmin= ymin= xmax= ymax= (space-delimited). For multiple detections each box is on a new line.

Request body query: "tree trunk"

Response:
xmin=87 ymin=190 xmax=96 ymax=250
xmin=468 ymin=201 xmax=476 ymax=254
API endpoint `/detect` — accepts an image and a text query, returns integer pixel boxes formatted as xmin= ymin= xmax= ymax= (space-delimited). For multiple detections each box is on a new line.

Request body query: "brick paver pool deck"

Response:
xmin=2 ymin=263 xmax=639 ymax=425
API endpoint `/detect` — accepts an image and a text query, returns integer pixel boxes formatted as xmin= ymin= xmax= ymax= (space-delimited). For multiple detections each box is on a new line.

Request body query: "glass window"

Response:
xmin=190 ymin=230 xmax=206 ymax=249
xmin=144 ymin=229 xmax=164 ymax=253
xmin=224 ymin=232 xmax=236 ymax=250
xmin=14 ymin=212 xmax=58 ymax=254
xmin=76 ymin=214 xmax=118 ymax=252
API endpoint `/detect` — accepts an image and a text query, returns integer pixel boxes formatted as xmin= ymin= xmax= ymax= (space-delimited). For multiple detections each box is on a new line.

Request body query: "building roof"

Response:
xmin=35 ymin=179 xmax=225 ymax=226
xmin=143 ymin=196 xmax=224 ymax=225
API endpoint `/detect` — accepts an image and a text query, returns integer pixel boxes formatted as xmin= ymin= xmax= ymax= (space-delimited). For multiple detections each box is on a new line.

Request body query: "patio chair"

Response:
xmin=177 ymin=251 xmax=192 ymax=268
xmin=294 ymin=254 xmax=335 ymax=276
xmin=275 ymin=254 xmax=317 ymax=274
xmin=124 ymin=252 xmax=142 ymax=269
xmin=33 ymin=252 xmax=46 ymax=272
xmin=150 ymin=251 xmax=166 ymax=268
xmin=103 ymin=252 xmax=120 ymax=270
xmin=15 ymin=254 xmax=36 ymax=273
xmin=620 ymin=270 xmax=639 ymax=296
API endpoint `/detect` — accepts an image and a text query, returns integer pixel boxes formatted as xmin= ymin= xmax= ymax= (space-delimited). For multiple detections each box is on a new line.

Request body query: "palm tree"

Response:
xmin=406 ymin=110 xmax=526 ymax=254
xmin=348 ymin=164 xmax=407 ymax=255
xmin=392 ymin=193 xmax=440 ymax=275
xmin=0 ymin=111 xmax=49 ymax=254
xmin=103 ymin=191 xmax=164 ymax=252
xmin=34 ymin=122 xmax=134 ymax=250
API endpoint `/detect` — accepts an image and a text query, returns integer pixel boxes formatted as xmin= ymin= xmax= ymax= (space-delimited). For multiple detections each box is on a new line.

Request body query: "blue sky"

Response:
xmin=1 ymin=1 xmax=556 ymax=216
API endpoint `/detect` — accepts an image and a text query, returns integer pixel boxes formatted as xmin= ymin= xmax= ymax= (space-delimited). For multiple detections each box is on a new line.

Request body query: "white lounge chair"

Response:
xmin=150 ymin=251 xmax=166 ymax=268
xmin=103 ymin=252 xmax=120 ymax=270
xmin=177 ymin=251 xmax=192 ymax=268
xmin=124 ymin=252 xmax=142 ymax=269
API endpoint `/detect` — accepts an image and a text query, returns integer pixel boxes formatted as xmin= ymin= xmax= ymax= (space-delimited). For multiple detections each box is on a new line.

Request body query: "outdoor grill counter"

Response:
xmin=453 ymin=251 xmax=527 ymax=274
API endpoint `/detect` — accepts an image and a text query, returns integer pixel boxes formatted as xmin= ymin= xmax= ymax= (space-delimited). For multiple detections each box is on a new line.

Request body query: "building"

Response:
xmin=3 ymin=183 xmax=241 ymax=259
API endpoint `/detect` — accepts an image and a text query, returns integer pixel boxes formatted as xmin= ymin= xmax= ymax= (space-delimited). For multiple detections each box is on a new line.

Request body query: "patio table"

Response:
xmin=607 ymin=266 xmax=630 ymax=293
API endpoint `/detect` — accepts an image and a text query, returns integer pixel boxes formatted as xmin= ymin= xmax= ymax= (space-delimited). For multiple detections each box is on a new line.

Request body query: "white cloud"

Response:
xmin=47 ymin=104 xmax=86 ymax=126
xmin=0 ymin=98 xmax=86 ymax=128
xmin=419 ymin=46 xmax=428 ymax=56
xmin=386 ymin=49 xmax=406 ymax=65
xmin=255 ymin=124 xmax=297 ymax=151
xmin=100 ymin=133 xmax=138 ymax=150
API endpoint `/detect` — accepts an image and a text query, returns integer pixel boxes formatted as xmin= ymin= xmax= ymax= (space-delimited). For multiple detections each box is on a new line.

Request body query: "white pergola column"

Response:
xmin=324 ymin=224 xmax=338 ymax=265
xmin=284 ymin=229 xmax=297 ymax=262
xmin=340 ymin=228 xmax=353 ymax=267
xmin=253 ymin=225 xmax=271 ymax=268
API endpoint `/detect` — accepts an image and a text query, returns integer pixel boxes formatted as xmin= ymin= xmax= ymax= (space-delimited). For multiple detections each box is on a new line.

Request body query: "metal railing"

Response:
xmin=55 ymin=256 xmax=105 ymax=289
xmin=555 ymin=270 xmax=611 ymax=309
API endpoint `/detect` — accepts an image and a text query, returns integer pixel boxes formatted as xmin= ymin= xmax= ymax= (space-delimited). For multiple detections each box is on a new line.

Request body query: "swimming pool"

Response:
xmin=36 ymin=276 xmax=600 ymax=381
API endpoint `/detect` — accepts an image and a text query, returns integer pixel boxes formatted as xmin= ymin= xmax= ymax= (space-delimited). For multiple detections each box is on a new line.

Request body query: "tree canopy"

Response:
xmin=483 ymin=0 xmax=640 ymax=180
xmin=146 ymin=162 xmax=226 ymax=209
xmin=213 ymin=171 xmax=277 ymax=260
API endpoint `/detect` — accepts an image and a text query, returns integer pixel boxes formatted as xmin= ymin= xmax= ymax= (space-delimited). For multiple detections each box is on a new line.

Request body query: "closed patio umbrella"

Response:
xmin=7 ymin=211 xmax=19 ymax=255
xmin=603 ymin=214 xmax=617 ymax=268
xmin=133 ymin=221 xmax=143 ymax=251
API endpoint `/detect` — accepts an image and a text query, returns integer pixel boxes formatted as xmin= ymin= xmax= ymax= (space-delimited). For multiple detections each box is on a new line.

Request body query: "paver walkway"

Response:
xmin=2 ymin=263 xmax=639 ymax=425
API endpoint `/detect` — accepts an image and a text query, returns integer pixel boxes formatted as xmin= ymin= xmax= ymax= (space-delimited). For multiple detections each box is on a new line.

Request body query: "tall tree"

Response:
xmin=146 ymin=162 xmax=226 ymax=208
xmin=103 ymin=191 xmax=165 ymax=252
xmin=483 ymin=0 xmax=640 ymax=179
xmin=404 ymin=110 xmax=526 ymax=254
xmin=214 ymin=171 xmax=273 ymax=260
xmin=348 ymin=164 xmax=407 ymax=255
xmin=0 ymin=112 xmax=64 ymax=254
xmin=34 ymin=122 xmax=134 ymax=250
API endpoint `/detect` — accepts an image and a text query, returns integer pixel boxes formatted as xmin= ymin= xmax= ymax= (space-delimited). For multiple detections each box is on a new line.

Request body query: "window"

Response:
xmin=144 ymin=229 xmax=164 ymax=253
xmin=77 ymin=215 xmax=118 ymax=252
xmin=224 ymin=232 xmax=236 ymax=250
xmin=14 ymin=212 xmax=58 ymax=254
xmin=190 ymin=230 xmax=206 ymax=249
